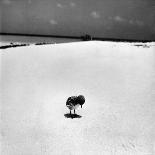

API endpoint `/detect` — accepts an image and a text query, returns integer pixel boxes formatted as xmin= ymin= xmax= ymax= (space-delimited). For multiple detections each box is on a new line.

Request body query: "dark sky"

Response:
xmin=0 ymin=0 xmax=155 ymax=40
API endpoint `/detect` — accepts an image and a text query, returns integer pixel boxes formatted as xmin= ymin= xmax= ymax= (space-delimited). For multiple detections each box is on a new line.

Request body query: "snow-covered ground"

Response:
xmin=1 ymin=41 xmax=155 ymax=155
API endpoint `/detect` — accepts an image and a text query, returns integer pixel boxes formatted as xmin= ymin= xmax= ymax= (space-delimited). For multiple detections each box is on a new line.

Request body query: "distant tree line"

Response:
xmin=81 ymin=34 xmax=92 ymax=41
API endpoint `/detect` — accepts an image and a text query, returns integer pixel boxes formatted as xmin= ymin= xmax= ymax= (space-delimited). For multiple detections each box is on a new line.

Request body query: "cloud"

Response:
xmin=129 ymin=19 xmax=144 ymax=26
xmin=28 ymin=0 xmax=32 ymax=4
xmin=114 ymin=16 xmax=125 ymax=22
xmin=112 ymin=16 xmax=145 ymax=27
xmin=49 ymin=20 xmax=58 ymax=25
xmin=112 ymin=16 xmax=144 ymax=27
xmin=69 ymin=2 xmax=76 ymax=7
xmin=91 ymin=11 xmax=100 ymax=19
xmin=135 ymin=20 xmax=144 ymax=26
xmin=108 ymin=16 xmax=126 ymax=23
xmin=2 ymin=0 xmax=11 ymax=5
xmin=129 ymin=20 xmax=134 ymax=24
xmin=56 ymin=2 xmax=76 ymax=9
xmin=56 ymin=3 xmax=64 ymax=8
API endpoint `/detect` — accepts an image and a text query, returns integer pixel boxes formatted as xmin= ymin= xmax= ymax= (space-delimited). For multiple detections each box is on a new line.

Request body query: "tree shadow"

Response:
xmin=64 ymin=113 xmax=82 ymax=119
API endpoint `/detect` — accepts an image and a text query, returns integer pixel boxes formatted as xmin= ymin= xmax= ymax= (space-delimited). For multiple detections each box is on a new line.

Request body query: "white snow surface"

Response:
xmin=1 ymin=41 xmax=155 ymax=155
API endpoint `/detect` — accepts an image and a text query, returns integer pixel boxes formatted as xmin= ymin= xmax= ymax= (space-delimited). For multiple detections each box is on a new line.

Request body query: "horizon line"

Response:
xmin=0 ymin=32 xmax=155 ymax=43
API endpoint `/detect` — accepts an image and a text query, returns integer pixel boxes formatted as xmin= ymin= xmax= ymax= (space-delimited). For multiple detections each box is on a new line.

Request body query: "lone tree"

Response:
xmin=81 ymin=34 xmax=92 ymax=41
